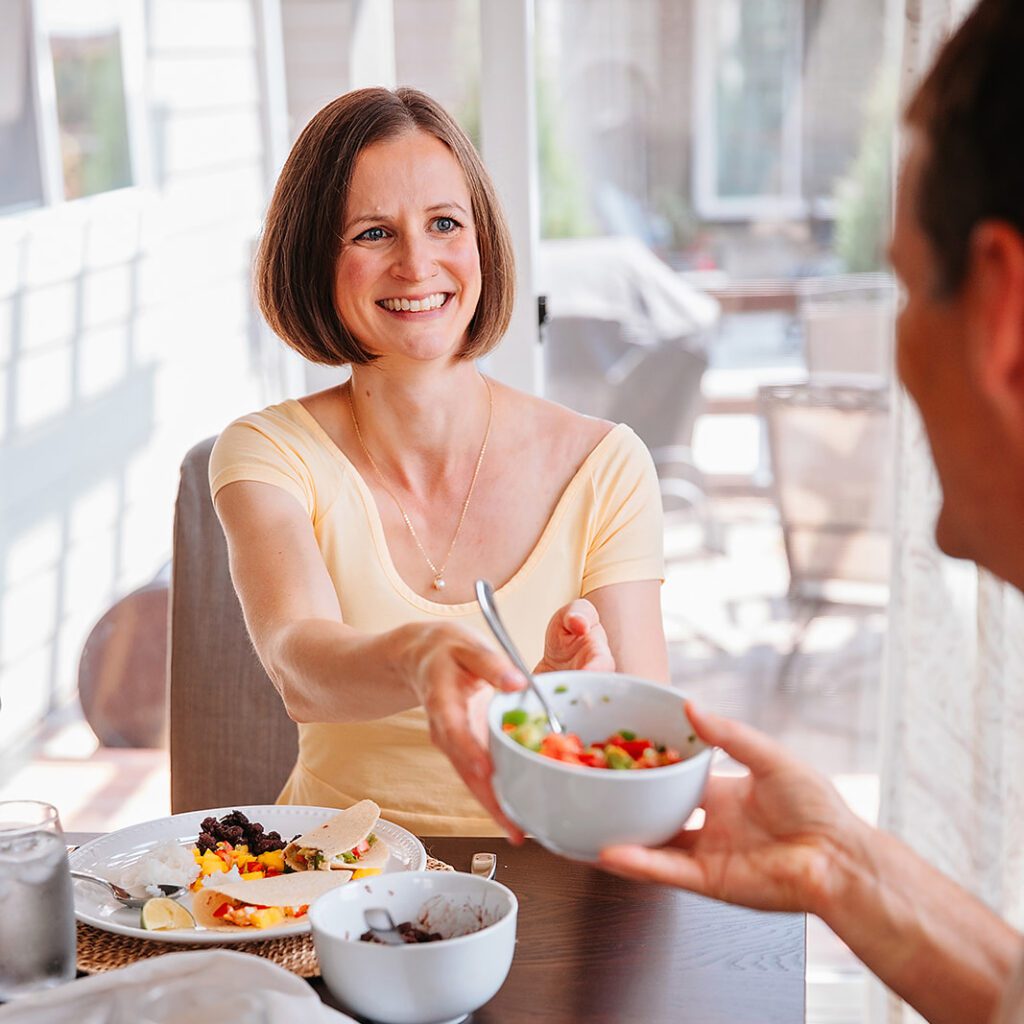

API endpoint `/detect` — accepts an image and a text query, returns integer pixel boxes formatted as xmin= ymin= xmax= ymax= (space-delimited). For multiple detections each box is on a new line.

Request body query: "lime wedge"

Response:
xmin=140 ymin=897 xmax=196 ymax=931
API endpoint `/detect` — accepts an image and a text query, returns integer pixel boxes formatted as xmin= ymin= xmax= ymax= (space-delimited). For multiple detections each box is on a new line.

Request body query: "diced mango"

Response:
xmin=240 ymin=870 xmax=264 ymax=881
xmin=200 ymin=850 xmax=228 ymax=874
xmin=352 ymin=868 xmax=382 ymax=880
xmin=250 ymin=907 xmax=285 ymax=929
xmin=257 ymin=850 xmax=285 ymax=871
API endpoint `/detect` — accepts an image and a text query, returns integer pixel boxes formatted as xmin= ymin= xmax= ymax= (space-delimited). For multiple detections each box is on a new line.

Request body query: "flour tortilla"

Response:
xmin=283 ymin=799 xmax=388 ymax=871
xmin=193 ymin=869 xmax=351 ymax=929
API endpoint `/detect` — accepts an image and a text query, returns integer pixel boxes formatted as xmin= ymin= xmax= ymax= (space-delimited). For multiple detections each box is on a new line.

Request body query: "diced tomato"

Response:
xmin=620 ymin=739 xmax=653 ymax=761
xmin=244 ymin=860 xmax=261 ymax=874
xmin=540 ymin=732 xmax=586 ymax=764
xmin=265 ymin=868 xmax=282 ymax=877
xmin=212 ymin=902 xmax=231 ymax=919
xmin=502 ymin=722 xmax=516 ymax=733
xmin=577 ymin=748 xmax=608 ymax=768
xmin=296 ymin=905 xmax=309 ymax=916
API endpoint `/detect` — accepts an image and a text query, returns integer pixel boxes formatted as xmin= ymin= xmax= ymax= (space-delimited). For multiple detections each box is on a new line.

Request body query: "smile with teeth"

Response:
xmin=378 ymin=292 xmax=450 ymax=313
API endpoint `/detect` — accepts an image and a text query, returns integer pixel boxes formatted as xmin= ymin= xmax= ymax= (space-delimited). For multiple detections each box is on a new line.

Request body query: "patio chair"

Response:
xmin=799 ymin=274 xmax=896 ymax=379
xmin=758 ymin=379 xmax=892 ymax=685
xmin=168 ymin=437 xmax=297 ymax=812
xmin=544 ymin=315 xmax=717 ymax=546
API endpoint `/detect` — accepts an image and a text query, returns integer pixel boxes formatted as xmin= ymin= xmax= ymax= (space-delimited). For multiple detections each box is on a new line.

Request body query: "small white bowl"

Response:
xmin=489 ymin=671 xmax=712 ymax=861
xmin=310 ymin=871 xmax=517 ymax=1024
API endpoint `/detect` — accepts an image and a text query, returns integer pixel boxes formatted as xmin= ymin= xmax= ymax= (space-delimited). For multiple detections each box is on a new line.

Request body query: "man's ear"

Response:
xmin=968 ymin=220 xmax=1024 ymax=437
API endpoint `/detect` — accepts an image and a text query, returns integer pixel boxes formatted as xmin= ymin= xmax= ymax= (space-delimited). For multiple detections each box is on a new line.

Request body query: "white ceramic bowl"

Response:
xmin=489 ymin=671 xmax=712 ymax=860
xmin=310 ymin=870 xmax=517 ymax=1024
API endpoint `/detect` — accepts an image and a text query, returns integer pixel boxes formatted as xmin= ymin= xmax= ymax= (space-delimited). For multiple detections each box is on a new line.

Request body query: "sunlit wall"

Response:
xmin=0 ymin=0 xmax=277 ymax=754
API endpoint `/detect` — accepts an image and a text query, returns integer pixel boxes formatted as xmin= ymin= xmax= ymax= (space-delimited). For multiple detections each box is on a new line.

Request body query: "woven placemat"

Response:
xmin=77 ymin=855 xmax=455 ymax=977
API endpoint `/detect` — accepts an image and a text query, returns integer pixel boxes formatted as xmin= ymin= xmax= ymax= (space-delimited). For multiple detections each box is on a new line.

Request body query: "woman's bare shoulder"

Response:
xmin=495 ymin=384 xmax=615 ymax=464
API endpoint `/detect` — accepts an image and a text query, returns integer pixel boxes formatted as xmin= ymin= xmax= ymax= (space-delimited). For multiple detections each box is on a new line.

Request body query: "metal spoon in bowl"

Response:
xmin=474 ymin=579 xmax=564 ymax=735
xmin=70 ymin=870 xmax=186 ymax=909
xmin=363 ymin=907 xmax=407 ymax=945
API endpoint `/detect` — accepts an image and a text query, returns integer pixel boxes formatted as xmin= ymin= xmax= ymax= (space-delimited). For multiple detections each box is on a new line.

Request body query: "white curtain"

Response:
xmin=879 ymin=1 xmax=1024 ymax=1020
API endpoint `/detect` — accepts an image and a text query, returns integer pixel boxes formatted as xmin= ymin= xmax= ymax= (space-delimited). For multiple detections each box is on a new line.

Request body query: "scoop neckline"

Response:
xmin=282 ymin=399 xmax=626 ymax=615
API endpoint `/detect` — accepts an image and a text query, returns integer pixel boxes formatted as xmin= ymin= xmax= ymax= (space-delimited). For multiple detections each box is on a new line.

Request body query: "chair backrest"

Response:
xmin=168 ymin=437 xmax=298 ymax=812
xmin=799 ymin=274 xmax=896 ymax=380
xmin=544 ymin=315 xmax=708 ymax=451
xmin=759 ymin=380 xmax=892 ymax=595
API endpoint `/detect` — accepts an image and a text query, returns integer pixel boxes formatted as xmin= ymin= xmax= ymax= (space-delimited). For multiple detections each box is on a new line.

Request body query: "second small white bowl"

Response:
xmin=310 ymin=870 xmax=517 ymax=1024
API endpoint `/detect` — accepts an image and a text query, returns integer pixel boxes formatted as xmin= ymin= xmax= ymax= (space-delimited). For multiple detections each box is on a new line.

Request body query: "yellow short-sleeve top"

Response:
xmin=209 ymin=399 xmax=663 ymax=836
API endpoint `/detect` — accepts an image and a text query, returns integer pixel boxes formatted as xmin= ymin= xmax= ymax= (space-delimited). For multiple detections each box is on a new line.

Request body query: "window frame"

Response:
xmin=692 ymin=0 xmax=807 ymax=222
xmin=8 ymin=0 xmax=149 ymax=216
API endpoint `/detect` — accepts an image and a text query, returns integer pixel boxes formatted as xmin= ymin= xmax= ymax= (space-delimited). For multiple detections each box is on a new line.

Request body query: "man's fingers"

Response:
xmin=598 ymin=845 xmax=710 ymax=894
xmin=685 ymin=701 xmax=791 ymax=777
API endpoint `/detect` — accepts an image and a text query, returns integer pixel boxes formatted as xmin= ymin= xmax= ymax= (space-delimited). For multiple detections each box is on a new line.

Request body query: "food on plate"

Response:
xmin=360 ymin=921 xmax=444 ymax=944
xmin=501 ymin=711 xmax=684 ymax=769
xmin=140 ymin=896 xmax=196 ymax=932
xmin=283 ymin=800 xmax=387 ymax=872
xmin=196 ymin=809 xmax=287 ymax=855
xmin=189 ymin=810 xmax=290 ymax=891
xmin=194 ymin=870 xmax=351 ymax=929
xmin=117 ymin=839 xmax=201 ymax=893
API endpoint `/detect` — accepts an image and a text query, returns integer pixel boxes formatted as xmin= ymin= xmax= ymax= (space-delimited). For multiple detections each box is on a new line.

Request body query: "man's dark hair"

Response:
xmin=906 ymin=0 xmax=1024 ymax=294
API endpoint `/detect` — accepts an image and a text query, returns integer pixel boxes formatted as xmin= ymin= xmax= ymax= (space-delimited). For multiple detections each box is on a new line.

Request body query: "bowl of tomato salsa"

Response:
xmin=488 ymin=672 xmax=712 ymax=861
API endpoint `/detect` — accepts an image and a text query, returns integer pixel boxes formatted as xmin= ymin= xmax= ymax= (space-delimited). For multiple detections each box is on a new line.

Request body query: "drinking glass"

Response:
xmin=0 ymin=801 xmax=77 ymax=1001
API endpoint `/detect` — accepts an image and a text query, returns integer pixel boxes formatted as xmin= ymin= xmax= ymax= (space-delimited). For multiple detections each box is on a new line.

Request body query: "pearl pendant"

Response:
xmin=432 ymin=576 xmax=446 ymax=591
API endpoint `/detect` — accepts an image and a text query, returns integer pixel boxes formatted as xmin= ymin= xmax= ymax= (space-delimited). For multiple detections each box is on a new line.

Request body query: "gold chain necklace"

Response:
xmin=348 ymin=376 xmax=493 ymax=593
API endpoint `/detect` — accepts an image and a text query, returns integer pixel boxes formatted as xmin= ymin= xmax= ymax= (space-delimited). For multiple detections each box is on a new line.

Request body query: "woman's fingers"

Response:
xmin=425 ymin=689 xmax=524 ymax=843
xmin=563 ymin=598 xmax=599 ymax=635
xmin=453 ymin=640 xmax=526 ymax=693
xmin=685 ymin=701 xmax=793 ymax=778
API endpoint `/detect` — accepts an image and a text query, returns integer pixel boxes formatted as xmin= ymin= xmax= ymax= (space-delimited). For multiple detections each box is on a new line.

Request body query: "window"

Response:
xmin=0 ymin=0 xmax=46 ymax=212
xmin=694 ymin=0 xmax=804 ymax=219
xmin=694 ymin=0 xmax=887 ymax=221
xmin=47 ymin=0 xmax=133 ymax=201
xmin=1 ymin=0 xmax=137 ymax=214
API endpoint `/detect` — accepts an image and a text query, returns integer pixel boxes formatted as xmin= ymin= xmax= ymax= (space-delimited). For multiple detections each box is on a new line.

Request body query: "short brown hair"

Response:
xmin=255 ymin=88 xmax=515 ymax=365
xmin=905 ymin=0 xmax=1024 ymax=295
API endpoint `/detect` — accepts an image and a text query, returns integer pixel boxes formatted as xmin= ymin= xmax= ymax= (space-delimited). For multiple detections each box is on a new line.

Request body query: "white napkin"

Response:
xmin=0 ymin=950 xmax=356 ymax=1024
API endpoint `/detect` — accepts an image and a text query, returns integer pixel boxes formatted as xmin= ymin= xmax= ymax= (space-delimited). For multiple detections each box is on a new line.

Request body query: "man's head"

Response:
xmin=892 ymin=0 xmax=1024 ymax=582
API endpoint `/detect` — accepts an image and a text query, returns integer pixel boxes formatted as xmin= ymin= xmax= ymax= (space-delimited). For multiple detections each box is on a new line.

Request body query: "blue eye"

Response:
xmin=355 ymin=227 xmax=387 ymax=242
xmin=434 ymin=216 xmax=459 ymax=233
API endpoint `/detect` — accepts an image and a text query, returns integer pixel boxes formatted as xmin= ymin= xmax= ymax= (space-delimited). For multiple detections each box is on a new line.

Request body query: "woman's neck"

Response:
xmin=345 ymin=361 xmax=493 ymax=491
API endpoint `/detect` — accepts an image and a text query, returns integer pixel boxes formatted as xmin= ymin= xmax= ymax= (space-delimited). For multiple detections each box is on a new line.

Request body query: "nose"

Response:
xmin=391 ymin=233 xmax=437 ymax=282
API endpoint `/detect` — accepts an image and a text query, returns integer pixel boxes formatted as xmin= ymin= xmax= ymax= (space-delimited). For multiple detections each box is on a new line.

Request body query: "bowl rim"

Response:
xmin=488 ymin=673 xmax=712 ymax=781
xmin=309 ymin=871 xmax=519 ymax=950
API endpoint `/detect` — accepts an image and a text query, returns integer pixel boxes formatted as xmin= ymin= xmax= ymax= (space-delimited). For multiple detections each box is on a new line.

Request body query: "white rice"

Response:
xmin=117 ymin=840 xmax=201 ymax=890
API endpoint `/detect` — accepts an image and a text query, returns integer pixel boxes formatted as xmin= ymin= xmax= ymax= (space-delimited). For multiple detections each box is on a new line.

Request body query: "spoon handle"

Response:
xmin=474 ymin=579 xmax=564 ymax=734
xmin=70 ymin=870 xmax=117 ymax=896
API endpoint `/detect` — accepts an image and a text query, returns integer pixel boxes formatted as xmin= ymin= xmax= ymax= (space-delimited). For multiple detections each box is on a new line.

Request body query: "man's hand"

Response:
xmin=598 ymin=702 xmax=865 ymax=915
xmin=534 ymin=599 xmax=615 ymax=674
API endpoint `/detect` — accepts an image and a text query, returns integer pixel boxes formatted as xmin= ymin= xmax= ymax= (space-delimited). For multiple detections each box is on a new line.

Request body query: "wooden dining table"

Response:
xmin=67 ymin=833 xmax=806 ymax=1023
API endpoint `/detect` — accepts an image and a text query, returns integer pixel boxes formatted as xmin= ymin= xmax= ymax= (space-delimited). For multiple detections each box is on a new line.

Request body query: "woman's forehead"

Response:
xmin=346 ymin=131 xmax=471 ymax=214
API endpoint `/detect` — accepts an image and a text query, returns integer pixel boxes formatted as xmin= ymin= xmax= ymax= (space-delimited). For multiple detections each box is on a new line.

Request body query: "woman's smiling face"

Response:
xmin=334 ymin=129 xmax=482 ymax=364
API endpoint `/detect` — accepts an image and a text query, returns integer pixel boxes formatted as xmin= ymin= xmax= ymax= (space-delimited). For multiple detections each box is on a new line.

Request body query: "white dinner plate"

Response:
xmin=69 ymin=804 xmax=427 ymax=944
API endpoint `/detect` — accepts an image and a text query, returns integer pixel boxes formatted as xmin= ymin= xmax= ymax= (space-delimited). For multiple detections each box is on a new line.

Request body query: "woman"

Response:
xmin=211 ymin=87 xmax=668 ymax=838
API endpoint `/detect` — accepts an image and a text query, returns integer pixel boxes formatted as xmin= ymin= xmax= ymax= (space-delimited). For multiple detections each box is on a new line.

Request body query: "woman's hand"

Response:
xmin=598 ymin=703 xmax=867 ymax=915
xmin=397 ymin=621 xmax=528 ymax=841
xmin=534 ymin=599 xmax=615 ymax=674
